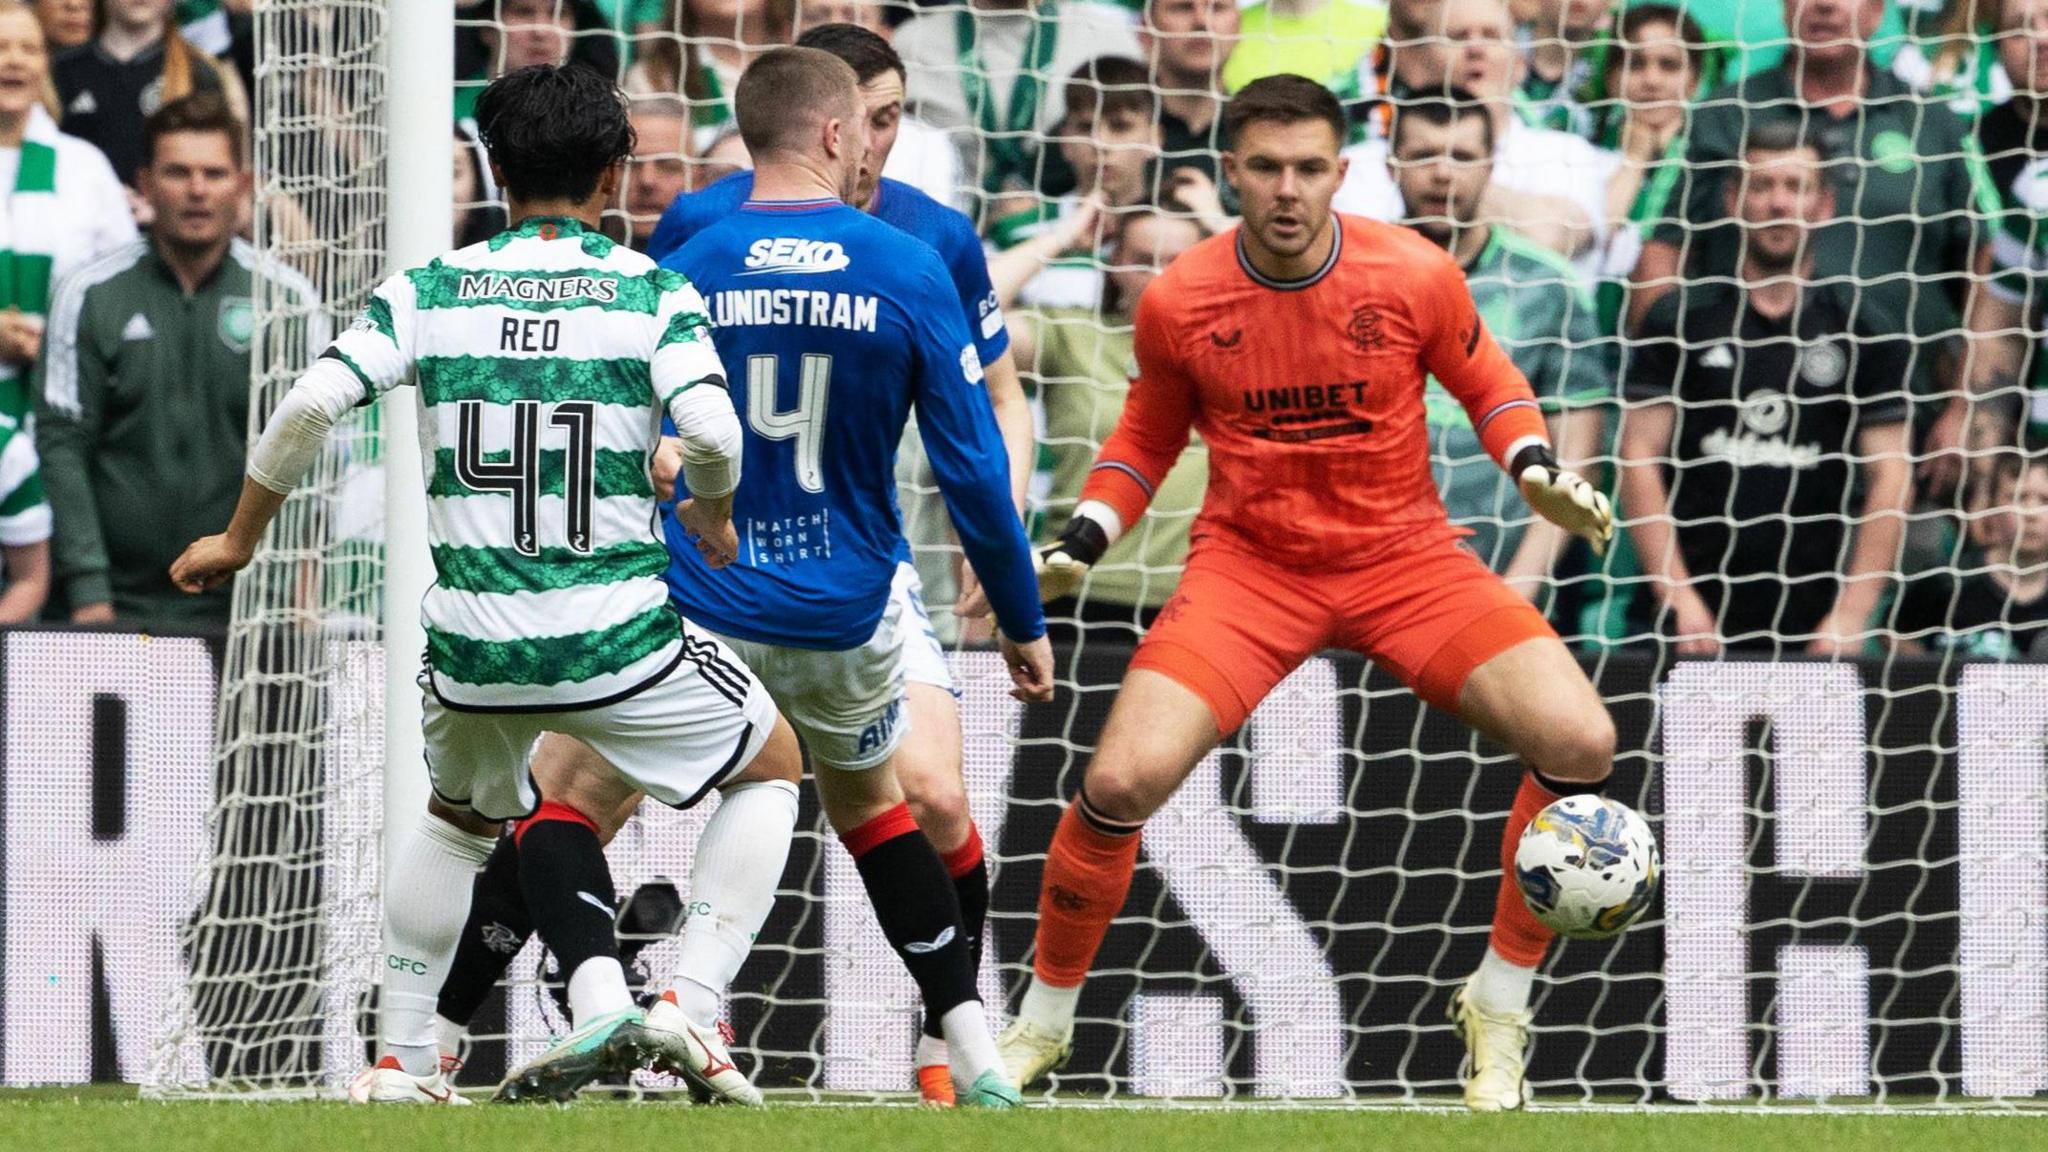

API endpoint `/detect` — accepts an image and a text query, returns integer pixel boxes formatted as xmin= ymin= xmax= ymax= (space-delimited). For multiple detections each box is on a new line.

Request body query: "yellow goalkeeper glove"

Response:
xmin=1035 ymin=516 xmax=1110 ymax=602
xmin=1514 ymin=445 xmax=1613 ymax=556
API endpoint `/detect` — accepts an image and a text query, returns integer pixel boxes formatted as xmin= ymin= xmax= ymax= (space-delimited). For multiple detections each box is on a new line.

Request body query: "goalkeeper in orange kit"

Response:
xmin=960 ymin=75 xmax=1617 ymax=1111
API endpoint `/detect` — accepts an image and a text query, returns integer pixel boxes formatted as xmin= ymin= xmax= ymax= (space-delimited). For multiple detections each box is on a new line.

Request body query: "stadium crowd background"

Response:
xmin=1 ymin=0 xmax=2044 ymax=665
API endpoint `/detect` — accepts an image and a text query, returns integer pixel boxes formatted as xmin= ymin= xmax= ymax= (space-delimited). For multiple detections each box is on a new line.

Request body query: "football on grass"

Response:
xmin=1514 ymin=794 xmax=1660 ymax=940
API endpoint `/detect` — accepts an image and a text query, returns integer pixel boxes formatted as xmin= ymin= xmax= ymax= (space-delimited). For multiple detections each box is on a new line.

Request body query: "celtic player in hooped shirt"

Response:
xmin=968 ymin=76 xmax=1621 ymax=1112
xmin=170 ymin=64 xmax=809 ymax=1106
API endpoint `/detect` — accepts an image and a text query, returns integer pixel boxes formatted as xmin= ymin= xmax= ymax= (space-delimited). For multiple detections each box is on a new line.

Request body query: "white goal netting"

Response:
xmin=143 ymin=0 xmax=2048 ymax=1107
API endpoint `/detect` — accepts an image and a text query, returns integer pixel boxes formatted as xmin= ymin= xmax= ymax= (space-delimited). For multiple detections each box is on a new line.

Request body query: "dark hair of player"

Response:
xmin=142 ymin=91 xmax=245 ymax=169
xmin=1223 ymin=73 xmax=1346 ymax=150
xmin=1389 ymin=88 xmax=1495 ymax=155
xmin=793 ymin=22 xmax=904 ymax=86
xmin=1062 ymin=55 xmax=1157 ymax=126
xmin=733 ymin=46 xmax=862 ymax=160
xmin=474 ymin=63 xmax=636 ymax=203
xmin=1741 ymin=117 xmax=1830 ymax=165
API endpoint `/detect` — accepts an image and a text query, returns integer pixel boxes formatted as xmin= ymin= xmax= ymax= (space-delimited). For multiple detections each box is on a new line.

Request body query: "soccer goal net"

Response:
xmin=144 ymin=0 xmax=2048 ymax=1107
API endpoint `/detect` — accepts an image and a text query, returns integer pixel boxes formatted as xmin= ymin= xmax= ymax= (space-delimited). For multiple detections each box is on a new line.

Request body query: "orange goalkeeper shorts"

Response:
xmin=1128 ymin=535 xmax=1557 ymax=735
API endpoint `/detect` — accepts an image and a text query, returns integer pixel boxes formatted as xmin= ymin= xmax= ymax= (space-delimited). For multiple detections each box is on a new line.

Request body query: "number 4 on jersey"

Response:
xmin=747 ymin=353 xmax=830 ymax=493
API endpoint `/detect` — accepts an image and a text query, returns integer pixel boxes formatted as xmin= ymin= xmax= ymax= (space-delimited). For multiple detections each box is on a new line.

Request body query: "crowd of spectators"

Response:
xmin=0 ymin=0 xmax=2040 ymax=663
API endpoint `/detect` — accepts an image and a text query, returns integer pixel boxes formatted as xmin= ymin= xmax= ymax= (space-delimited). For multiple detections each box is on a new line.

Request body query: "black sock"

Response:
xmin=1533 ymin=768 xmax=1607 ymax=797
xmin=436 ymin=832 xmax=533 ymax=1028
xmin=924 ymin=857 xmax=989 ymax=1040
xmin=516 ymin=811 xmax=620 ymax=986
xmin=845 ymin=806 xmax=979 ymax=1021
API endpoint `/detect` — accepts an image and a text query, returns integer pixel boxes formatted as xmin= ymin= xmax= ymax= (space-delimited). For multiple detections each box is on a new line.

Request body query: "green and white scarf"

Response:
xmin=0 ymin=111 xmax=66 ymax=417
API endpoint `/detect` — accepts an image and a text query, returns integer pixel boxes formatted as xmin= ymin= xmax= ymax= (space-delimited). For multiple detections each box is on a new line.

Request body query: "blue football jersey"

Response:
xmin=647 ymin=173 xmax=1010 ymax=369
xmin=660 ymin=198 xmax=1044 ymax=650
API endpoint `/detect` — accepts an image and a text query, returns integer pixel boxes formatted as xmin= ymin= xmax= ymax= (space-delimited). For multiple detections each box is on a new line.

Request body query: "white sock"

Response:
xmin=1468 ymin=945 xmax=1537 ymax=1016
xmin=1018 ymin=977 xmax=1082 ymax=1034
xmin=433 ymin=1014 xmax=466 ymax=1062
xmin=380 ymin=815 xmax=496 ymax=1076
xmin=669 ymin=779 xmax=799 ymax=1027
xmin=940 ymin=1000 xmax=1003 ymax=1084
xmin=566 ymin=956 xmax=633 ymax=1026
xmin=914 ymin=1032 xmax=949 ymax=1070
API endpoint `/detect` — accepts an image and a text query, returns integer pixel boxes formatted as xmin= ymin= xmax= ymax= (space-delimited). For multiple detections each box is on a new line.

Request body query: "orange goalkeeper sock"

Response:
xmin=1031 ymin=793 xmax=1143 ymax=988
xmin=1488 ymin=771 xmax=1563 ymax=969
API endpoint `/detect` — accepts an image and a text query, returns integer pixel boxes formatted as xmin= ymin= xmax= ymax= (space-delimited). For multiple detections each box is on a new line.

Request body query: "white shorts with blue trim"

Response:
xmin=892 ymin=561 xmax=954 ymax=694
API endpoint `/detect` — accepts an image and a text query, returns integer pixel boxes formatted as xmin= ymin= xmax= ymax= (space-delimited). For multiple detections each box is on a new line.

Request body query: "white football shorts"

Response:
xmin=421 ymin=620 xmax=778 ymax=822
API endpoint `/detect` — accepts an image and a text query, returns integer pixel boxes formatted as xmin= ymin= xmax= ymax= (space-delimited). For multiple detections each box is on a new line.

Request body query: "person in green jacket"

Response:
xmin=35 ymin=93 xmax=320 ymax=627
xmin=1390 ymin=94 xmax=1611 ymax=612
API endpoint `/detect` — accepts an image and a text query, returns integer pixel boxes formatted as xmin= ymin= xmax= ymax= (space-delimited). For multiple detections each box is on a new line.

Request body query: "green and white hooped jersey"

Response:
xmin=324 ymin=217 xmax=723 ymax=710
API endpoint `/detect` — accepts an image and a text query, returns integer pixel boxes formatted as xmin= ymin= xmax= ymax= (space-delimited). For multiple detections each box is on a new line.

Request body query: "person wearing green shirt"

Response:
xmin=1629 ymin=0 xmax=1993 ymax=406
xmin=1390 ymin=94 xmax=1609 ymax=602
xmin=1517 ymin=0 xmax=1613 ymax=138
xmin=1006 ymin=208 xmax=1208 ymax=636
xmin=34 ymin=95 xmax=321 ymax=627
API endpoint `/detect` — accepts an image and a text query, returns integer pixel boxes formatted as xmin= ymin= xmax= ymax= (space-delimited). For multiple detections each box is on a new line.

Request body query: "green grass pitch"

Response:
xmin=6 ymin=1091 xmax=2048 ymax=1152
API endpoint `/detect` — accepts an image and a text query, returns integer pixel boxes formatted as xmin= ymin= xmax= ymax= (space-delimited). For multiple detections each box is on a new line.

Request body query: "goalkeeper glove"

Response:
xmin=1036 ymin=516 xmax=1110 ymax=602
xmin=1512 ymin=443 xmax=1614 ymax=556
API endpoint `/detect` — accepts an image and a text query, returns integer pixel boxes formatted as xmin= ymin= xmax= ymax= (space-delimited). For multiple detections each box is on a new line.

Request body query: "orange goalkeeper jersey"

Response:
xmin=1081 ymin=214 xmax=1552 ymax=568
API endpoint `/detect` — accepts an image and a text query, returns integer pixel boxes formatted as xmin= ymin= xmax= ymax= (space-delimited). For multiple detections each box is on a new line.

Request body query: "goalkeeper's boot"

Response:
xmin=348 ymin=1056 xmax=470 ymax=1105
xmin=643 ymin=990 xmax=764 ymax=1106
xmin=958 ymin=1068 xmax=1023 ymax=1109
xmin=996 ymin=1018 xmax=1072 ymax=1090
xmin=494 ymin=1006 xmax=654 ymax=1103
xmin=1450 ymin=984 xmax=1533 ymax=1112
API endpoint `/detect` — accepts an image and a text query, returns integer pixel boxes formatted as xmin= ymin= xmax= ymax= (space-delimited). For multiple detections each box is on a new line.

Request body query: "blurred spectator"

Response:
xmin=792 ymin=0 xmax=899 ymax=34
xmin=1628 ymin=0 xmax=1987 ymax=413
xmin=0 ymin=0 xmax=134 ymax=420
xmin=1592 ymin=3 xmax=1705 ymax=333
xmin=32 ymin=0 xmax=88 ymax=50
xmin=1141 ymin=0 xmax=1236 ymax=191
xmin=452 ymin=123 xmax=503 ymax=247
xmin=1335 ymin=0 xmax=1615 ymax=270
xmin=454 ymin=0 xmax=619 ymax=123
xmin=1221 ymin=0 xmax=1385 ymax=105
xmin=625 ymin=0 xmax=790 ymax=145
xmin=583 ymin=0 xmax=666 ymax=67
xmin=54 ymin=0 xmax=247 ymax=190
xmin=174 ymin=0 xmax=252 ymax=98
xmin=623 ymin=10 xmax=726 ymax=146
xmin=1894 ymin=0 xmax=2010 ymax=115
xmin=1619 ymin=124 xmax=1912 ymax=657
xmin=1893 ymin=453 xmax=2048 ymax=658
xmin=1517 ymin=0 xmax=1610 ymax=137
xmin=1391 ymin=95 xmax=1608 ymax=600
xmin=1008 ymin=207 xmax=1207 ymax=640
xmin=0 ymin=403 xmax=48 ymax=622
xmin=988 ymin=57 xmax=1159 ymax=309
xmin=894 ymin=0 xmax=1138 ymax=202
xmin=1685 ymin=0 xmax=1907 ymax=80
xmin=692 ymin=122 xmax=749 ymax=185
xmin=35 ymin=93 xmax=319 ymax=627
xmin=618 ymin=93 xmax=689 ymax=249
xmin=1943 ymin=0 xmax=2048 ymax=486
